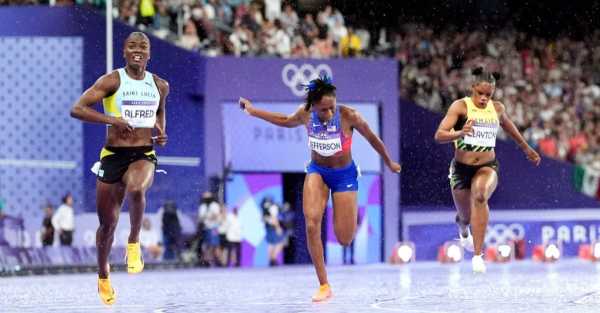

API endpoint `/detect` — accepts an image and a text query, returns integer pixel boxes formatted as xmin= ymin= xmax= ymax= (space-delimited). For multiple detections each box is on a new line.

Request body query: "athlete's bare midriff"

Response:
xmin=311 ymin=150 xmax=353 ymax=168
xmin=106 ymin=127 xmax=153 ymax=147
xmin=454 ymin=149 xmax=496 ymax=165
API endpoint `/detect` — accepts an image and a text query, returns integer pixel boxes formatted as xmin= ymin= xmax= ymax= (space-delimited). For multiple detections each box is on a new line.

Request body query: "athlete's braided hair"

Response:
xmin=304 ymin=76 xmax=336 ymax=111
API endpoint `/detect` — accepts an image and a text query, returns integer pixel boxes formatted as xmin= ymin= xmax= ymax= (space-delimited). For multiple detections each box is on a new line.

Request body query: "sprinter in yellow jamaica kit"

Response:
xmin=435 ymin=66 xmax=540 ymax=274
xmin=70 ymin=32 xmax=169 ymax=305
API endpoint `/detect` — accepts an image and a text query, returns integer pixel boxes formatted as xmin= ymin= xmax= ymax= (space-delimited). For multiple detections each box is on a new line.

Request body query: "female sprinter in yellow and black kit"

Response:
xmin=435 ymin=67 xmax=540 ymax=273
xmin=70 ymin=32 xmax=169 ymax=305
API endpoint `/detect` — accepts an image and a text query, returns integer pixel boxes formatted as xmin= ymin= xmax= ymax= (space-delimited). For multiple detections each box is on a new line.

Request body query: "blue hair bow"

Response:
xmin=302 ymin=75 xmax=333 ymax=91
xmin=304 ymin=80 xmax=318 ymax=92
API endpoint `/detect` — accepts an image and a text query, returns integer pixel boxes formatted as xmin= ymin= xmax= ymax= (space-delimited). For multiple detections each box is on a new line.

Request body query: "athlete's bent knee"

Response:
xmin=471 ymin=189 xmax=488 ymax=205
xmin=126 ymin=185 xmax=146 ymax=199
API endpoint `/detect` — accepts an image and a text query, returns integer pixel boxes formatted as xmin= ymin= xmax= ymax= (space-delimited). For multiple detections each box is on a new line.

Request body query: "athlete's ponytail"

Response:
xmin=304 ymin=76 xmax=336 ymax=111
xmin=471 ymin=66 xmax=502 ymax=86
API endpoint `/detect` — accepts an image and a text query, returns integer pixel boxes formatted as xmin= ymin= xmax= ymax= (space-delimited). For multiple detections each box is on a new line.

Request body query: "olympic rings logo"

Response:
xmin=485 ymin=223 xmax=526 ymax=244
xmin=281 ymin=63 xmax=333 ymax=97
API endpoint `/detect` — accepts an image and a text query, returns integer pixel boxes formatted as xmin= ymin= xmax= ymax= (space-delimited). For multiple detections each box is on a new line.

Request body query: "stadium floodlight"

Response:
xmin=390 ymin=242 xmax=416 ymax=264
xmin=438 ymin=241 xmax=463 ymax=263
xmin=447 ymin=244 xmax=462 ymax=262
xmin=492 ymin=243 xmax=514 ymax=263
xmin=592 ymin=242 xmax=600 ymax=261
xmin=397 ymin=244 xmax=414 ymax=263
xmin=498 ymin=244 xmax=512 ymax=258
xmin=532 ymin=241 xmax=562 ymax=262
xmin=543 ymin=242 xmax=561 ymax=262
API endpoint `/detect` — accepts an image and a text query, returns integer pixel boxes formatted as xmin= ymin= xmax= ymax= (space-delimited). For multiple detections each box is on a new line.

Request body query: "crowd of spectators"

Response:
xmin=107 ymin=0 xmax=600 ymax=168
xmin=107 ymin=0 xmax=370 ymax=58
xmin=3 ymin=0 xmax=598 ymax=168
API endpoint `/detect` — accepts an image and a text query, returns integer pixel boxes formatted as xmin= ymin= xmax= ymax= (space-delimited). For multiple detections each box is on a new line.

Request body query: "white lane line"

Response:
xmin=0 ymin=159 xmax=77 ymax=169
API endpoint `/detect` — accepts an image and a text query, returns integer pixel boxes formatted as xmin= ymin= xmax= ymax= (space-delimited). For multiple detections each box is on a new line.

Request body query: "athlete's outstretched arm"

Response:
xmin=70 ymin=71 xmax=133 ymax=133
xmin=495 ymin=101 xmax=541 ymax=166
xmin=347 ymin=107 xmax=401 ymax=173
xmin=434 ymin=100 xmax=473 ymax=144
xmin=154 ymin=75 xmax=170 ymax=146
xmin=239 ymin=97 xmax=306 ymax=128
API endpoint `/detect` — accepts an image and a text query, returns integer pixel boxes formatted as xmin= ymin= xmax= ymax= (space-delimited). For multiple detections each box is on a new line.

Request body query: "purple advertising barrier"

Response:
xmin=403 ymin=208 xmax=600 ymax=260
xmin=0 ymin=246 xmax=22 ymax=268
xmin=204 ymin=57 xmax=399 ymax=260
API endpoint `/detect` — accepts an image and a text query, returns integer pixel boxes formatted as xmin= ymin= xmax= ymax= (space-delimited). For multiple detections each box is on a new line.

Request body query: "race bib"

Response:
xmin=121 ymin=100 xmax=157 ymax=128
xmin=463 ymin=124 xmax=497 ymax=147
xmin=308 ymin=136 xmax=342 ymax=157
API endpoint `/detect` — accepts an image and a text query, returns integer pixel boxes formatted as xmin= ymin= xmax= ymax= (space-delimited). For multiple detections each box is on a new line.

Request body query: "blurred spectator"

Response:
xmin=215 ymin=0 xmax=234 ymax=27
xmin=265 ymin=19 xmax=290 ymax=57
xmin=316 ymin=4 xmax=332 ymax=29
xmin=161 ymin=200 xmax=182 ymax=261
xmin=339 ymin=26 xmax=361 ymax=57
xmin=263 ymin=0 xmax=281 ymax=22
xmin=290 ymin=35 xmax=309 ymax=58
xmin=0 ymin=200 xmax=24 ymax=247
xmin=151 ymin=0 xmax=173 ymax=40
xmin=52 ymin=193 xmax=75 ymax=246
xmin=118 ymin=0 xmax=137 ymax=26
xmin=354 ymin=26 xmax=371 ymax=52
xmin=55 ymin=0 xmax=74 ymax=5
xmin=224 ymin=206 xmax=242 ymax=267
xmin=198 ymin=191 xmax=222 ymax=266
xmin=217 ymin=203 xmax=228 ymax=265
xmin=278 ymin=3 xmax=298 ymax=36
xmin=40 ymin=203 xmax=55 ymax=247
xmin=229 ymin=23 xmax=252 ymax=56
xmin=140 ymin=217 xmax=163 ymax=260
xmin=279 ymin=202 xmax=296 ymax=264
xmin=262 ymin=196 xmax=284 ymax=266
xmin=193 ymin=206 xmax=206 ymax=266
xmin=279 ymin=202 xmax=294 ymax=243
xmin=309 ymin=31 xmax=334 ymax=59
xmin=204 ymin=0 xmax=216 ymax=21
xmin=299 ymin=13 xmax=318 ymax=46
xmin=330 ymin=18 xmax=347 ymax=46
xmin=137 ymin=0 xmax=155 ymax=28
xmin=178 ymin=20 xmax=202 ymax=51
xmin=243 ymin=2 xmax=263 ymax=33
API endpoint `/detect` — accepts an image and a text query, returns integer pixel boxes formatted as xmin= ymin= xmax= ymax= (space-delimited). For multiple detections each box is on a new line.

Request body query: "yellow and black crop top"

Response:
xmin=454 ymin=97 xmax=499 ymax=152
